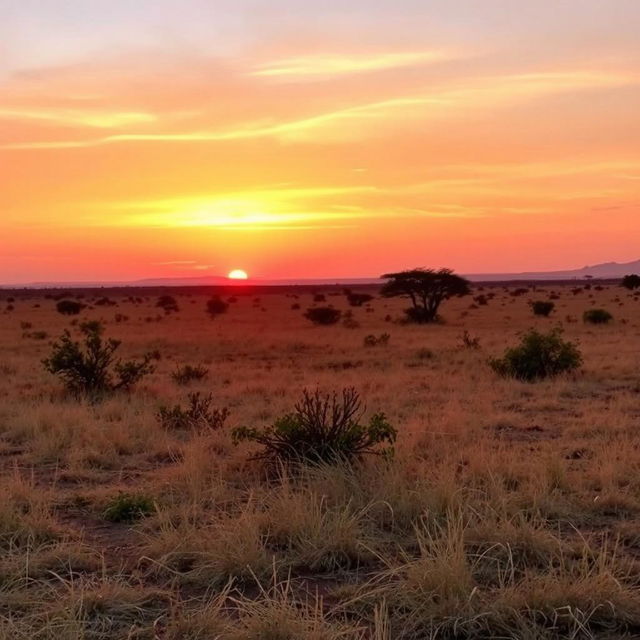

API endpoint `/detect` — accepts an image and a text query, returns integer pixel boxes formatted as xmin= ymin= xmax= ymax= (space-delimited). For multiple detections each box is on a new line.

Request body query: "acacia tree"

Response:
xmin=380 ymin=268 xmax=471 ymax=323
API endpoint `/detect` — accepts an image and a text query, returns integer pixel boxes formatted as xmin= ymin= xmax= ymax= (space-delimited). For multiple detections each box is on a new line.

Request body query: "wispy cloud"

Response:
xmin=4 ymin=69 xmax=636 ymax=150
xmin=0 ymin=107 xmax=157 ymax=128
xmin=250 ymin=51 xmax=449 ymax=79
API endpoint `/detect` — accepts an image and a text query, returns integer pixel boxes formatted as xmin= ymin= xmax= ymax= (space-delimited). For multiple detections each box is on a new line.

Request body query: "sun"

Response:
xmin=228 ymin=269 xmax=248 ymax=280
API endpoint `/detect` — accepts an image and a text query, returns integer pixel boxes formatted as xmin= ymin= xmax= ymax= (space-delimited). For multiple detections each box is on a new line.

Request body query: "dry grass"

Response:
xmin=1 ymin=283 xmax=640 ymax=638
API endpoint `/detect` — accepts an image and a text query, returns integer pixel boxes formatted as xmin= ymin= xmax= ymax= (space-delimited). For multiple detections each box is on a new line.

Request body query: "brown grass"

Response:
xmin=1 ymin=283 xmax=639 ymax=638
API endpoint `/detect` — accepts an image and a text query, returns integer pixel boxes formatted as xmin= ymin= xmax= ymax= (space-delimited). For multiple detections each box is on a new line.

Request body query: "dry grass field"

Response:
xmin=1 ymin=282 xmax=640 ymax=639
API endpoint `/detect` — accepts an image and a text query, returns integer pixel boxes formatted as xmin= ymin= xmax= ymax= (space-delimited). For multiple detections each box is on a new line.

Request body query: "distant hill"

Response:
xmin=2 ymin=259 xmax=639 ymax=289
xmin=465 ymin=259 xmax=640 ymax=282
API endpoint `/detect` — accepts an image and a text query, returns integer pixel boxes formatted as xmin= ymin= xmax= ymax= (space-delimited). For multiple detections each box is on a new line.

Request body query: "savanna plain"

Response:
xmin=1 ymin=282 xmax=640 ymax=639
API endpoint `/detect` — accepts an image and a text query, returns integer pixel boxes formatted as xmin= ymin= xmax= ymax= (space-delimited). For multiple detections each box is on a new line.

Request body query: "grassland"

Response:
xmin=1 ymin=282 xmax=639 ymax=639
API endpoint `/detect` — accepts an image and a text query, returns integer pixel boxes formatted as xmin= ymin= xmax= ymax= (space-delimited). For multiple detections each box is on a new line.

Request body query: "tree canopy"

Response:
xmin=380 ymin=268 xmax=471 ymax=323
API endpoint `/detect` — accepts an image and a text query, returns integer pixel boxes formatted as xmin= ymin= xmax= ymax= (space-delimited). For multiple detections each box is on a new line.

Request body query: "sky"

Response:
xmin=1 ymin=0 xmax=639 ymax=283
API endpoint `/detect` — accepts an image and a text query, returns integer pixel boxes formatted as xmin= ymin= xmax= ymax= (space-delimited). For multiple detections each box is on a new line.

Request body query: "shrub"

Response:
xmin=206 ymin=295 xmax=229 ymax=318
xmin=490 ymin=329 xmax=582 ymax=382
xmin=156 ymin=295 xmax=179 ymax=314
xmin=622 ymin=274 xmax=640 ymax=290
xmin=157 ymin=392 xmax=229 ymax=431
xmin=103 ymin=493 xmax=155 ymax=523
xmin=171 ymin=364 xmax=209 ymax=385
xmin=304 ymin=307 xmax=341 ymax=326
xmin=56 ymin=300 xmax=85 ymax=316
xmin=232 ymin=388 xmax=397 ymax=464
xmin=313 ymin=293 xmax=326 ymax=302
xmin=460 ymin=330 xmax=480 ymax=349
xmin=43 ymin=321 xmax=154 ymax=397
xmin=531 ymin=300 xmax=555 ymax=317
xmin=346 ymin=292 xmax=374 ymax=307
xmin=583 ymin=308 xmax=613 ymax=324
xmin=363 ymin=333 xmax=390 ymax=347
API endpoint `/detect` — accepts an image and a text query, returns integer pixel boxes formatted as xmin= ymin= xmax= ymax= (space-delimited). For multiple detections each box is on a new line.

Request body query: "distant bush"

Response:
xmin=43 ymin=321 xmax=154 ymax=397
xmin=510 ymin=288 xmax=529 ymax=297
xmin=56 ymin=300 xmax=85 ymax=316
xmin=158 ymin=392 xmax=229 ymax=431
xmin=304 ymin=307 xmax=341 ymax=326
xmin=531 ymin=300 xmax=555 ymax=317
xmin=156 ymin=295 xmax=179 ymax=314
xmin=95 ymin=297 xmax=116 ymax=306
xmin=103 ymin=493 xmax=155 ymax=523
xmin=622 ymin=274 xmax=640 ymax=290
xmin=583 ymin=308 xmax=613 ymax=324
xmin=346 ymin=292 xmax=374 ymax=307
xmin=313 ymin=293 xmax=326 ymax=302
xmin=490 ymin=329 xmax=582 ymax=382
xmin=206 ymin=295 xmax=229 ymax=318
xmin=171 ymin=364 xmax=209 ymax=385
xmin=233 ymin=388 xmax=396 ymax=464
xmin=363 ymin=333 xmax=390 ymax=347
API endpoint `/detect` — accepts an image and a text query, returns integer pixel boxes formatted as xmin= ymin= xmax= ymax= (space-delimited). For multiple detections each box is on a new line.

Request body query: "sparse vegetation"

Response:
xmin=531 ymin=300 xmax=555 ymax=316
xmin=171 ymin=364 xmax=209 ymax=385
xmin=158 ymin=392 xmax=230 ymax=431
xmin=206 ymin=295 xmax=229 ymax=318
xmin=233 ymin=388 xmax=396 ymax=463
xmin=490 ymin=328 xmax=582 ymax=381
xmin=103 ymin=492 xmax=155 ymax=522
xmin=3 ymin=284 xmax=640 ymax=638
xmin=304 ymin=306 xmax=342 ymax=325
xmin=43 ymin=321 xmax=154 ymax=397
xmin=583 ymin=308 xmax=613 ymax=324
xmin=363 ymin=333 xmax=390 ymax=347
xmin=56 ymin=299 xmax=85 ymax=315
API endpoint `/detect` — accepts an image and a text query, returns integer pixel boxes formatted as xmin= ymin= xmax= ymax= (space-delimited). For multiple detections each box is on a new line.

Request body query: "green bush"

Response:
xmin=531 ymin=300 xmax=555 ymax=317
xmin=43 ymin=321 xmax=154 ymax=397
xmin=583 ymin=308 xmax=613 ymax=324
xmin=490 ymin=329 xmax=582 ymax=382
xmin=232 ymin=388 xmax=396 ymax=464
xmin=304 ymin=307 xmax=342 ymax=326
xmin=103 ymin=493 xmax=155 ymax=523
xmin=158 ymin=392 xmax=229 ymax=431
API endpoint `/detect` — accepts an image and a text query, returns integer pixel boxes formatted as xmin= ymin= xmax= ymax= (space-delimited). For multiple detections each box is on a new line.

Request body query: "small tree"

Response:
xmin=304 ymin=307 xmax=342 ymax=326
xmin=490 ymin=329 xmax=582 ymax=382
xmin=232 ymin=388 xmax=396 ymax=464
xmin=206 ymin=296 xmax=229 ymax=318
xmin=531 ymin=300 xmax=555 ymax=317
xmin=56 ymin=300 xmax=85 ymax=316
xmin=622 ymin=274 xmax=640 ymax=290
xmin=43 ymin=321 xmax=154 ymax=397
xmin=380 ymin=268 xmax=470 ymax=323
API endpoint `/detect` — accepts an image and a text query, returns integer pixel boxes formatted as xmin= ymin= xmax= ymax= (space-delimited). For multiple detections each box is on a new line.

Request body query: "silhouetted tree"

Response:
xmin=380 ymin=268 xmax=470 ymax=323
xmin=622 ymin=274 xmax=640 ymax=290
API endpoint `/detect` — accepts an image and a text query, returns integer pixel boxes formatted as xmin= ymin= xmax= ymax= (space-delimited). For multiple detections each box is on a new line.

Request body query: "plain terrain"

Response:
xmin=1 ymin=282 xmax=639 ymax=639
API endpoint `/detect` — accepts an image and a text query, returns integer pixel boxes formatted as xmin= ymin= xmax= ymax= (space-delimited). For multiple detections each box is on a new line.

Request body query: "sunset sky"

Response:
xmin=2 ymin=1 xmax=639 ymax=283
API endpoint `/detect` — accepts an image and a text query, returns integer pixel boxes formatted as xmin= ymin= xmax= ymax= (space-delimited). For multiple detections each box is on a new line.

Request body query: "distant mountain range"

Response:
xmin=2 ymin=259 xmax=639 ymax=289
xmin=465 ymin=259 xmax=640 ymax=282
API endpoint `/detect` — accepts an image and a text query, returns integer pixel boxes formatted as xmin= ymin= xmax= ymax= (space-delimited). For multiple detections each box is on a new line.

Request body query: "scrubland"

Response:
xmin=1 ymin=282 xmax=640 ymax=639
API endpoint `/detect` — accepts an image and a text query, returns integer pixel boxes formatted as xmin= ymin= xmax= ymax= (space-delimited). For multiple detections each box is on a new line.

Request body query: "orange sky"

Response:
xmin=2 ymin=1 xmax=639 ymax=283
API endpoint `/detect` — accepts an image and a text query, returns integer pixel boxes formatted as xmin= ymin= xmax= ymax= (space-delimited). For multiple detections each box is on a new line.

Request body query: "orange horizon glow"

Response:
xmin=2 ymin=2 xmax=640 ymax=284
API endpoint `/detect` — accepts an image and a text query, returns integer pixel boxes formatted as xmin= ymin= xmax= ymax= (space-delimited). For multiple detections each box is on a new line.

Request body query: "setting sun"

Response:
xmin=228 ymin=269 xmax=249 ymax=280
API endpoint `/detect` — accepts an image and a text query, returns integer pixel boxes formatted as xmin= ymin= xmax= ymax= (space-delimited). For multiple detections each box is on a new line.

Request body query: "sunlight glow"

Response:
xmin=228 ymin=269 xmax=248 ymax=279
